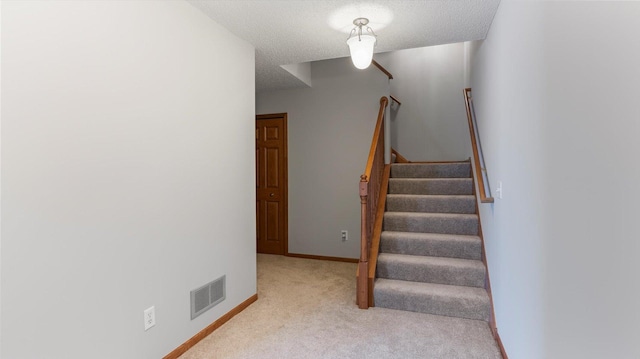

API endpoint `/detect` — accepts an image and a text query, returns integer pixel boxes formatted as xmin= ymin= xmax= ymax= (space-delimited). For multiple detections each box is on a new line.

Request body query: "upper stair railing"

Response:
xmin=391 ymin=148 xmax=410 ymax=163
xmin=464 ymin=88 xmax=494 ymax=203
xmin=372 ymin=60 xmax=393 ymax=79
xmin=357 ymin=96 xmax=389 ymax=309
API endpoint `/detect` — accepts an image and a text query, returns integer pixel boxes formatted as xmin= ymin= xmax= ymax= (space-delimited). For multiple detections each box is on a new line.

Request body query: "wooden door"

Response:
xmin=256 ymin=114 xmax=288 ymax=254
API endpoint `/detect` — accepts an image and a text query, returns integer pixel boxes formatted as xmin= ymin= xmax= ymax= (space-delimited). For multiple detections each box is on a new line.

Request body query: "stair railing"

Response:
xmin=372 ymin=60 xmax=393 ymax=80
xmin=357 ymin=96 xmax=389 ymax=309
xmin=464 ymin=88 xmax=494 ymax=203
xmin=391 ymin=148 xmax=410 ymax=163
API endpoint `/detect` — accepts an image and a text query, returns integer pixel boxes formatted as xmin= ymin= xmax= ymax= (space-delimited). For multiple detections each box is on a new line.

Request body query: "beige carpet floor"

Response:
xmin=180 ymin=254 xmax=501 ymax=359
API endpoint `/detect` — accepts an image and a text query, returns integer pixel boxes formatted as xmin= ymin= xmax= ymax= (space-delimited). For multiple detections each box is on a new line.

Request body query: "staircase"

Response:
xmin=373 ymin=161 xmax=491 ymax=321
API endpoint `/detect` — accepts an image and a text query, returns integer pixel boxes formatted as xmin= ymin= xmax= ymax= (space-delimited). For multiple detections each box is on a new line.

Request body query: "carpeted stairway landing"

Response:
xmin=374 ymin=162 xmax=491 ymax=322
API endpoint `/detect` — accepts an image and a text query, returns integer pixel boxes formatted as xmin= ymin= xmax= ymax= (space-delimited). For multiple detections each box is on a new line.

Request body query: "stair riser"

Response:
xmin=383 ymin=214 xmax=478 ymax=236
xmin=380 ymin=235 xmax=481 ymax=260
xmin=386 ymin=196 xmax=476 ymax=214
xmin=388 ymin=179 xmax=473 ymax=195
xmin=374 ymin=288 xmax=490 ymax=321
xmin=391 ymin=163 xmax=471 ymax=178
xmin=375 ymin=162 xmax=491 ymax=323
xmin=377 ymin=259 xmax=485 ymax=288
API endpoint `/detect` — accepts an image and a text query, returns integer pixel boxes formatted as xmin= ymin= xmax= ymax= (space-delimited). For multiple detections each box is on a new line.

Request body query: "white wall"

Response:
xmin=1 ymin=1 xmax=256 ymax=358
xmin=471 ymin=2 xmax=640 ymax=358
xmin=376 ymin=44 xmax=471 ymax=161
xmin=256 ymin=58 xmax=389 ymax=259
xmin=281 ymin=62 xmax=312 ymax=87
xmin=0 ymin=3 xmax=3 ymax=355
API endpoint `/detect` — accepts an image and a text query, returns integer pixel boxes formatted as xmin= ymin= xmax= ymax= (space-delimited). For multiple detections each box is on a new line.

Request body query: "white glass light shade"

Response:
xmin=347 ymin=34 xmax=376 ymax=69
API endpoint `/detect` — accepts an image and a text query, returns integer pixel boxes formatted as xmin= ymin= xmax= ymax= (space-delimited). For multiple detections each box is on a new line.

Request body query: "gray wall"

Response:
xmin=471 ymin=2 xmax=640 ymax=358
xmin=376 ymin=44 xmax=471 ymax=161
xmin=1 ymin=1 xmax=256 ymax=358
xmin=256 ymin=57 xmax=389 ymax=259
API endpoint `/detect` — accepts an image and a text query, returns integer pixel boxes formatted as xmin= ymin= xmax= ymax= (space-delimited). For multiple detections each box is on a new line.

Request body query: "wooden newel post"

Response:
xmin=357 ymin=175 xmax=369 ymax=309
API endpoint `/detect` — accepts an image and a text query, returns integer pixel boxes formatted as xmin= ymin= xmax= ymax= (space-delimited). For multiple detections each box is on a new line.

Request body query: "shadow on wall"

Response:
xmin=390 ymin=101 xmax=401 ymax=150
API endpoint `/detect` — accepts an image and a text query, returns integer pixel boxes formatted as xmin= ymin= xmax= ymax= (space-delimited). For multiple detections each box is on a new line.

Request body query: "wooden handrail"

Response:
xmin=391 ymin=148 xmax=410 ymax=163
xmin=372 ymin=60 xmax=393 ymax=80
xmin=390 ymin=95 xmax=401 ymax=106
xmin=357 ymin=96 xmax=389 ymax=309
xmin=363 ymin=97 xmax=389 ymax=177
xmin=463 ymin=88 xmax=494 ymax=203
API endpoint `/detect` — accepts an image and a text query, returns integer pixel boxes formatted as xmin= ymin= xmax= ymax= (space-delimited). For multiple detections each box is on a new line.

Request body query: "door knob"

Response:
xmin=270 ymin=193 xmax=275 ymax=197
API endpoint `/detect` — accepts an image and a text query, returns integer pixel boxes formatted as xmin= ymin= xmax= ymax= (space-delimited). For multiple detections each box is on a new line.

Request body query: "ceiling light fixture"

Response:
xmin=346 ymin=18 xmax=377 ymax=70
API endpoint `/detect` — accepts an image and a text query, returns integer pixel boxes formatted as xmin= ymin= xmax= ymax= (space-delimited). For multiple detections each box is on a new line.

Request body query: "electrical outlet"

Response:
xmin=341 ymin=230 xmax=348 ymax=241
xmin=144 ymin=306 xmax=156 ymax=331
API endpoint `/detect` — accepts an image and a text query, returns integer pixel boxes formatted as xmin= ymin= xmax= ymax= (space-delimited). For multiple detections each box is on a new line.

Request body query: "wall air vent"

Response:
xmin=190 ymin=275 xmax=226 ymax=320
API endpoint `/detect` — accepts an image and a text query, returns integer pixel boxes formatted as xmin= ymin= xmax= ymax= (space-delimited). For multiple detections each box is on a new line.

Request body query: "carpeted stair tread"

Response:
xmin=391 ymin=163 xmax=471 ymax=178
xmin=374 ymin=278 xmax=490 ymax=321
xmin=386 ymin=194 xmax=476 ymax=214
xmin=388 ymin=178 xmax=473 ymax=195
xmin=383 ymin=212 xmax=478 ymax=235
xmin=372 ymin=161 xmax=492 ymax=323
xmin=377 ymin=253 xmax=486 ymax=288
xmin=380 ymin=231 xmax=481 ymax=260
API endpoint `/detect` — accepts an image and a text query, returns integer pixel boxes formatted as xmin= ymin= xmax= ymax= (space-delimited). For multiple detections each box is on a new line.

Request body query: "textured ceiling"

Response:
xmin=188 ymin=0 xmax=501 ymax=92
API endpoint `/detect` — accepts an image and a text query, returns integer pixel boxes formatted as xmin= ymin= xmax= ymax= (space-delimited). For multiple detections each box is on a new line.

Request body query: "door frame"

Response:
xmin=256 ymin=113 xmax=288 ymax=255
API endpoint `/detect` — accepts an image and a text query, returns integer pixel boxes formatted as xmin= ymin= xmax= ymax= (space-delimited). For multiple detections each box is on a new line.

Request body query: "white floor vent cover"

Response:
xmin=191 ymin=275 xmax=226 ymax=320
